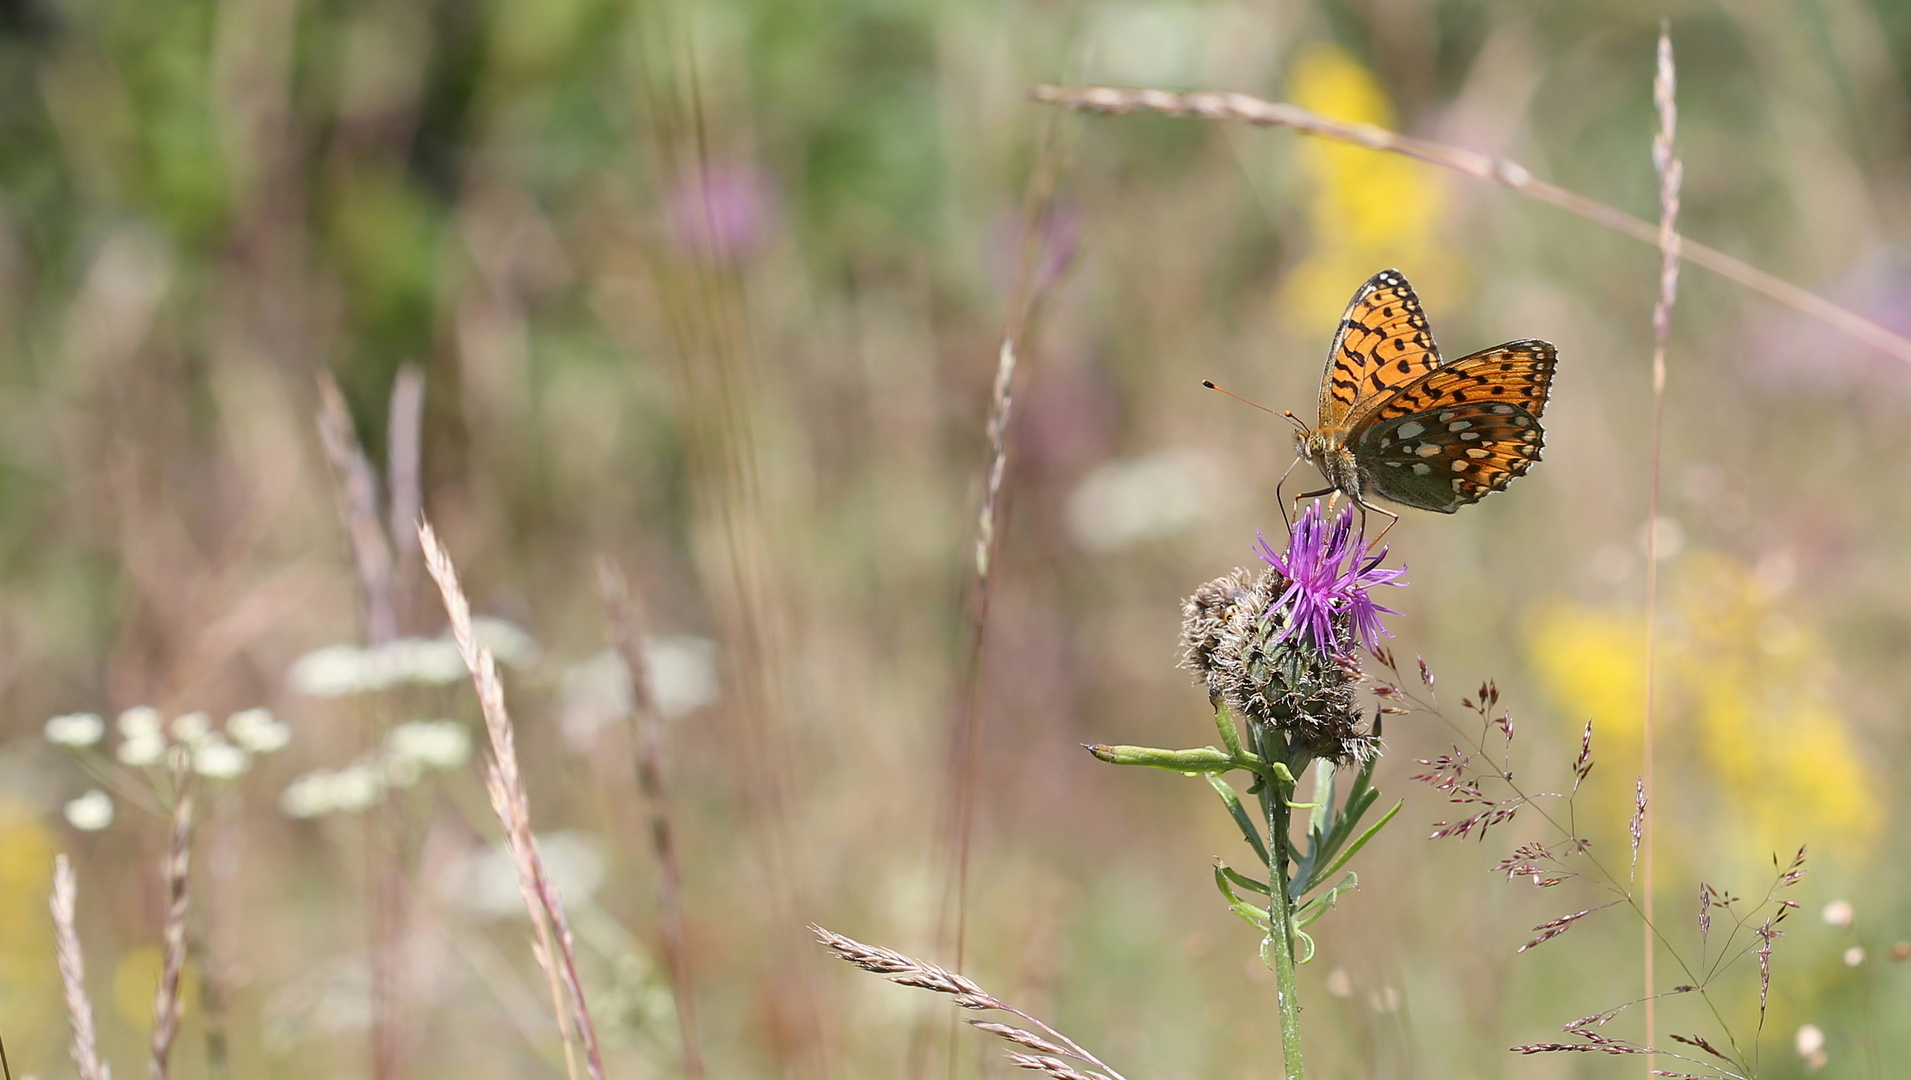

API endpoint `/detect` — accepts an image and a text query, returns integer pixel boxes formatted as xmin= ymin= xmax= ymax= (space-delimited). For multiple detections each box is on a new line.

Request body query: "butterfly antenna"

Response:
xmin=1201 ymin=380 xmax=1278 ymax=415
xmin=1279 ymin=409 xmax=1310 ymax=434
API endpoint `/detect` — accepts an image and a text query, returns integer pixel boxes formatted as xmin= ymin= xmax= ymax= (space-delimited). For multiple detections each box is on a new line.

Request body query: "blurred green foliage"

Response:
xmin=5 ymin=0 xmax=1911 ymax=1077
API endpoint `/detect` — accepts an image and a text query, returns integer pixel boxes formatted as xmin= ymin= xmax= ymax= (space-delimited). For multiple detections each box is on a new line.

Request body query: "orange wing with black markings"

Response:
xmin=1317 ymin=269 xmax=1442 ymax=434
xmin=1354 ymin=339 xmax=1557 ymax=428
xmin=1348 ymin=340 xmax=1558 ymax=512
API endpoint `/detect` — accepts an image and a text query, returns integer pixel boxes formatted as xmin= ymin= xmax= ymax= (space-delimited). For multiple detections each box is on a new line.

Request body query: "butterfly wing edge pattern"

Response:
xmin=1351 ymin=339 xmax=1558 ymax=513
xmin=1317 ymin=269 xmax=1443 ymax=433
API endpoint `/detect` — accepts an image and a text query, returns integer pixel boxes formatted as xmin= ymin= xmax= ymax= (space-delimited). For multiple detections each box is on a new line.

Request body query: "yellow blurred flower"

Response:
xmin=1670 ymin=553 xmax=1879 ymax=858
xmin=1528 ymin=551 xmax=1879 ymax=868
xmin=115 ymin=942 xmax=198 ymax=1030
xmin=1281 ymin=44 xmax=1452 ymax=326
xmin=0 ymin=800 xmax=59 ymax=1034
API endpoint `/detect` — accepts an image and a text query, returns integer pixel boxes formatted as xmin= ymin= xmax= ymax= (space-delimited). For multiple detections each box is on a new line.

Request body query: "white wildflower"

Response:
xmin=192 ymin=739 xmax=249 ymax=779
xmin=63 ymin=789 xmax=115 ymax=831
xmin=290 ymin=644 xmax=374 ymax=697
xmin=170 ymin=710 xmax=213 ymax=746
xmin=647 ymin=635 xmax=719 ymax=720
xmin=44 ymin=713 xmax=105 ymax=748
xmin=227 ymin=708 xmax=292 ymax=753
xmin=386 ymin=720 xmax=471 ymax=772
xmin=1067 ymin=447 xmax=1230 ymax=552
xmin=1796 ymin=1023 xmax=1827 ymax=1071
xmin=448 ymin=830 xmax=605 ymax=920
xmin=327 ymin=764 xmax=384 ymax=813
xmin=281 ymin=771 xmax=336 ymax=818
xmin=382 ymin=756 xmax=423 ymax=788
xmin=118 ymin=705 xmax=163 ymax=739
xmin=560 ymin=650 xmax=632 ymax=747
xmin=1844 ymin=946 xmax=1865 ymax=967
xmin=117 ymin=731 xmax=167 ymax=767
xmin=471 ymin=617 xmax=539 ymax=668
xmin=377 ymin=638 xmax=465 ymax=686
xmin=1821 ymin=899 xmax=1854 ymax=927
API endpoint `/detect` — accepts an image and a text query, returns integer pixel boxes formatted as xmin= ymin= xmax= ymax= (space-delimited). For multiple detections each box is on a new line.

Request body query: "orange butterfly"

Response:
xmin=1286 ymin=269 xmax=1557 ymax=529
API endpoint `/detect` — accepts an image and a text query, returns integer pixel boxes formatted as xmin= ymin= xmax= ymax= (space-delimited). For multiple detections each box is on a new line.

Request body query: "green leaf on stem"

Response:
xmin=1214 ymin=863 xmax=1274 ymax=931
xmin=1206 ymin=773 xmax=1270 ymax=866
xmin=1295 ymin=872 xmax=1359 ymax=930
xmin=1307 ymin=800 xmax=1401 ymax=896
xmin=1217 ymin=859 xmax=1271 ymax=896
xmin=1291 ymin=754 xmax=1391 ymax=897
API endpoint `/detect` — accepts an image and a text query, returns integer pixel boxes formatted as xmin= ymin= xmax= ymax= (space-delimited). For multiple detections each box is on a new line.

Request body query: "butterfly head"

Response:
xmin=1292 ymin=425 xmax=1335 ymax=472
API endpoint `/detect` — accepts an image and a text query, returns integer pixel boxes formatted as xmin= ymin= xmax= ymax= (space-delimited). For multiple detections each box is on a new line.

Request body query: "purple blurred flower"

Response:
xmin=666 ymin=164 xmax=779 ymax=263
xmin=1255 ymin=503 xmax=1406 ymax=654
xmin=989 ymin=203 xmax=1082 ymax=298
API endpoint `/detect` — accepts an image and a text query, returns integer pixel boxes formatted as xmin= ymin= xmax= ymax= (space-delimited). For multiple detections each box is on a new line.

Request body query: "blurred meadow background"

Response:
xmin=4 ymin=0 xmax=1911 ymax=1076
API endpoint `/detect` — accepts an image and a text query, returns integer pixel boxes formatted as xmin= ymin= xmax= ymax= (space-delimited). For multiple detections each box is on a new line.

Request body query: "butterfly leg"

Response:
xmin=1355 ymin=498 xmax=1401 ymax=548
xmin=1288 ymin=484 xmax=1340 ymax=529
xmin=1274 ymin=457 xmax=1305 ymax=529
xmin=1290 ymin=485 xmax=1337 ymax=504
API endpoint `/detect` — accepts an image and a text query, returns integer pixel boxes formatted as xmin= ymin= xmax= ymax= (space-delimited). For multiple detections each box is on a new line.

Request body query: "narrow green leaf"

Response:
xmin=1086 ymin=743 xmax=1235 ymax=771
xmin=1309 ymin=800 xmax=1402 ymax=893
xmin=1308 ymin=761 xmax=1336 ymax=840
xmin=1220 ymin=862 xmax=1271 ymax=896
xmin=1206 ymin=773 xmax=1270 ymax=866
xmin=1295 ymin=872 xmax=1359 ymax=929
xmin=1213 ymin=864 xmax=1273 ymax=930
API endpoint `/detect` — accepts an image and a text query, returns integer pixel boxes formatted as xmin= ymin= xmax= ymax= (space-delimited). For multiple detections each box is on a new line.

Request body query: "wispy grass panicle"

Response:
xmin=419 ymin=519 xmax=605 ymax=1080
xmin=1390 ymin=653 xmax=1807 ymax=1078
xmin=316 ymin=372 xmax=398 ymax=647
xmin=598 ymin=559 xmax=704 ymax=1080
xmin=1643 ymin=25 xmax=1685 ymax=1065
xmin=1026 ymin=82 xmax=1911 ymax=369
xmin=149 ymin=769 xmax=194 ymax=1080
xmin=812 ymin=926 xmax=1129 ymax=1080
xmin=52 ymin=855 xmax=110 ymax=1080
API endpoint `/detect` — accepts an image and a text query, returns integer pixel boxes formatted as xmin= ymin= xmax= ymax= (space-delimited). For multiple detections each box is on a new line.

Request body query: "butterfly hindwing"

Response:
xmin=1356 ymin=398 xmax=1546 ymax=513
xmin=1318 ymin=269 xmax=1442 ymax=431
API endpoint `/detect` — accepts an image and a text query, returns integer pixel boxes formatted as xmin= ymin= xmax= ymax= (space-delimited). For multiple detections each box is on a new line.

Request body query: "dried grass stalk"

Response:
xmin=598 ymin=560 xmax=703 ymax=1079
xmin=1028 ymin=83 xmax=1911 ymax=368
xmin=974 ymin=340 xmax=1016 ymax=581
xmin=150 ymin=776 xmax=193 ymax=1080
xmin=813 ymin=926 xmax=1127 ymax=1080
xmin=1641 ymin=28 xmax=1683 ymax=1066
xmin=51 ymin=854 xmax=111 ymax=1080
xmin=316 ymin=372 xmax=397 ymax=645
xmin=419 ymin=518 xmax=605 ymax=1080
xmin=385 ymin=364 xmax=426 ymax=576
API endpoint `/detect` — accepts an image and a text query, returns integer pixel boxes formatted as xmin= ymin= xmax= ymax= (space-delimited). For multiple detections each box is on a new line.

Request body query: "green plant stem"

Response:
xmin=1256 ymin=726 xmax=1306 ymax=1080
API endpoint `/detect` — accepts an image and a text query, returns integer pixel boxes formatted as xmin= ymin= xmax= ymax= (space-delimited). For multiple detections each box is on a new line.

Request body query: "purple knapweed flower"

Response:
xmin=1255 ymin=502 xmax=1406 ymax=654
xmin=666 ymin=163 xmax=779 ymax=263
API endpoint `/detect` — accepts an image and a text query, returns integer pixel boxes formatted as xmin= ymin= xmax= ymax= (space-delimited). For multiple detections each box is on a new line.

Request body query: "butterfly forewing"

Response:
xmin=1318 ymin=269 xmax=1442 ymax=432
xmin=1357 ymin=399 xmax=1546 ymax=513
xmin=1356 ymin=339 xmax=1557 ymax=427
